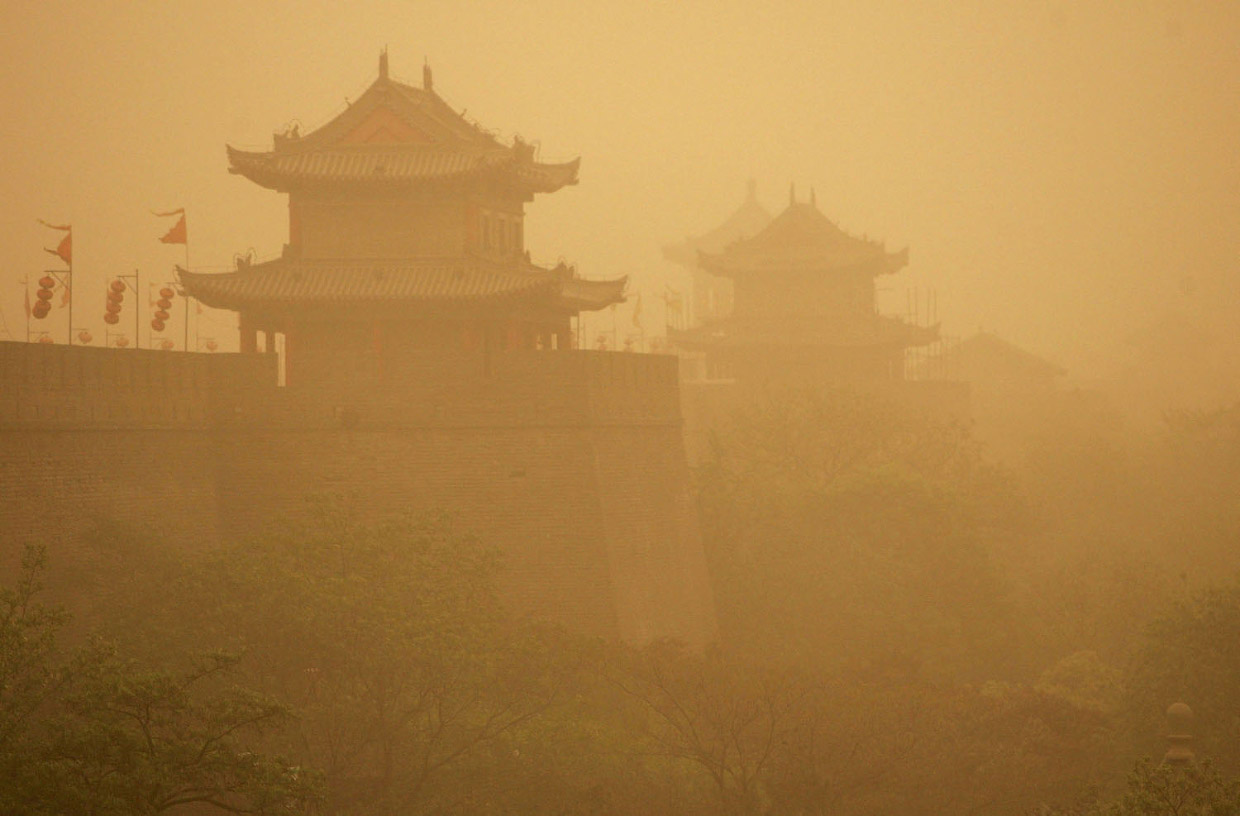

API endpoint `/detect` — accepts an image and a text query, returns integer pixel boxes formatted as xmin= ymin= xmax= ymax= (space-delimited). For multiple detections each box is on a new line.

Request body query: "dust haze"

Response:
xmin=1 ymin=1 xmax=1239 ymax=814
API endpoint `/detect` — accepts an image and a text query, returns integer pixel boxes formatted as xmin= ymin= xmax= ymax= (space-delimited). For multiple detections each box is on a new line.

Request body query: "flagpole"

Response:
xmin=67 ymin=254 xmax=73 ymax=346
xmin=184 ymin=238 xmax=190 ymax=352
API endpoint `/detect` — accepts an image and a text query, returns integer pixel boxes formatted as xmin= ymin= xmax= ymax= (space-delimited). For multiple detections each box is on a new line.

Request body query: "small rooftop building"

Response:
xmin=662 ymin=180 xmax=772 ymax=326
xmin=182 ymin=50 xmax=624 ymax=385
xmin=936 ymin=331 xmax=1066 ymax=391
xmin=671 ymin=187 xmax=934 ymax=386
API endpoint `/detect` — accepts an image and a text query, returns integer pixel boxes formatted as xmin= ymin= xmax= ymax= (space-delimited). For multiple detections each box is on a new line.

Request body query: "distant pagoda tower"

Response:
xmin=181 ymin=51 xmax=624 ymax=381
xmin=670 ymin=187 xmax=934 ymax=384
xmin=662 ymin=180 xmax=771 ymax=327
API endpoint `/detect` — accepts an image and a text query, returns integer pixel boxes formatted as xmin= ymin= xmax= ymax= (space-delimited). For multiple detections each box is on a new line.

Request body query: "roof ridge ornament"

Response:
xmin=379 ymin=47 xmax=389 ymax=80
xmin=789 ymin=182 xmax=795 ymax=206
xmin=810 ymin=187 xmax=817 ymax=209
xmin=423 ymin=58 xmax=433 ymax=92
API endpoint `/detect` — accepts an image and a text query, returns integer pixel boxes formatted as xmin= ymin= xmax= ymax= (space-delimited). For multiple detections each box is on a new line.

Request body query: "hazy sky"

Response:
xmin=1 ymin=0 xmax=1236 ymax=375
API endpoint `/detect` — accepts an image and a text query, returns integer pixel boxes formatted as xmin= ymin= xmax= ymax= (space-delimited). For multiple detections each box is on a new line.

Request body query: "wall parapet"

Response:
xmin=0 ymin=341 xmax=276 ymax=429
xmin=0 ymin=342 xmax=682 ymax=431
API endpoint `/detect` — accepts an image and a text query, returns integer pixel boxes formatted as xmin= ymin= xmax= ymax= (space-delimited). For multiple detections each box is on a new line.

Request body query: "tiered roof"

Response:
xmin=179 ymin=256 xmax=624 ymax=314
xmin=225 ymin=54 xmax=579 ymax=196
xmin=699 ymin=196 xmax=908 ymax=277
xmin=935 ymin=332 xmax=1066 ymax=382
xmin=671 ymin=192 xmax=931 ymax=352
xmin=182 ymin=54 xmax=625 ymax=316
xmin=662 ymin=180 xmax=772 ymax=267
xmin=670 ymin=313 xmax=936 ymax=352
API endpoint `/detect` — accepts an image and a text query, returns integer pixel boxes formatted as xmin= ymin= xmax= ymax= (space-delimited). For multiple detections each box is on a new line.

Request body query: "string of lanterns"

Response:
xmin=151 ymin=285 xmax=175 ymax=333
xmin=31 ymin=274 xmax=209 ymax=351
xmin=32 ymin=276 xmax=55 ymax=320
xmin=103 ymin=279 xmax=125 ymax=325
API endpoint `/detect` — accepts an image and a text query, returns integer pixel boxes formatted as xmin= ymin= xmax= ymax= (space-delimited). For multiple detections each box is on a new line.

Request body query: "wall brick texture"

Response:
xmin=0 ymin=341 xmax=716 ymax=645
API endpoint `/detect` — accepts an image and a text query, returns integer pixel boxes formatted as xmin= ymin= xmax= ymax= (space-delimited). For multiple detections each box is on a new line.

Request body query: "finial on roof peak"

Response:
xmin=810 ymin=187 xmax=817 ymax=209
xmin=379 ymin=47 xmax=389 ymax=80
xmin=789 ymin=183 xmax=795 ymax=206
xmin=1163 ymin=701 xmax=1195 ymax=766
xmin=746 ymin=178 xmax=757 ymax=201
xmin=423 ymin=58 xmax=433 ymax=92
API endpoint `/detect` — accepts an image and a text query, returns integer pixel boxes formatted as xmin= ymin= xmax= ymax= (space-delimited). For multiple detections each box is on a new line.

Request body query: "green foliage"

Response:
xmin=1126 ymin=581 xmax=1240 ymax=773
xmin=1069 ymin=759 xmax=1240 ymax=816
xmin=697 ymin=387 xmax=1020 ymax=681
xmin=0 ymin=545 xmax=318 ymax=815
xmin=176 ymin=500 xmax=578 ymax=815
xmin=16 ymin=392 xmax=1240 ymax=814
xmin=0 ymin=545 xmax=68 ymax=812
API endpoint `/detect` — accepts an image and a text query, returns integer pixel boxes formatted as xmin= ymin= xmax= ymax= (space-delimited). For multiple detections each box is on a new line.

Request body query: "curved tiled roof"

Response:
xmin=699 ymin=202 xmax=907 ymax=277
xmin=662 ymin=181 xmax=772 ymax=267
xmin=178 ymin=257 xmax=624 ymax=314
xmin=226 ymin=68 xmax=580 ymax=194
xmin=228 ymin=146 xmax=580 ymax=193
xmin=669 ymin=313 xmax=937 ymax=351
xmin=558 ymin=275 xmax=628 ymax=311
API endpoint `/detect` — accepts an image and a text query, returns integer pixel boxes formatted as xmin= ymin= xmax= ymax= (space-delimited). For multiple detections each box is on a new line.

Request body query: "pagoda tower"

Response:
xmin=662 ymin=180 xmax=772 ymax=327
xmin=671 ymin=188 xmax=935 ymax=385
xmin=181 ymin=51 xmax=624 ymax=385
xmin=162 ymin=53 xmax=715 ymax=645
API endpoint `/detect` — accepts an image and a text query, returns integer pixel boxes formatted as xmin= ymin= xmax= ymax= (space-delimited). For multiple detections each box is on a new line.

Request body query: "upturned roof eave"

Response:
xmin=177 ymin=260 xmax=618 ymax=314
xmin=556 ymin=275 xmax=627 ymax=312
xmin=225 ymin=145 xmax=579 ymax=194
xmin=668 ymin=315 xmax=938 ymax=350
xmin=696 ymin=247 xmax=909 ymax=278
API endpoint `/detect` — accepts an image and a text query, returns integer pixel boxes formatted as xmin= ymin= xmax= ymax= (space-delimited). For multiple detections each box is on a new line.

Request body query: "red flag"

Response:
xmin=38 ymin=220 xmax=72 ymax=265
xmin=44 ymin=233 xmax=72 ymax=265
xmin=154 ymin=208 xmax=187 ymax=245
xmin=160 ymin=215 xmax=187 ymax=244
xmin=59 ymin=282 xmax=71 ymax=308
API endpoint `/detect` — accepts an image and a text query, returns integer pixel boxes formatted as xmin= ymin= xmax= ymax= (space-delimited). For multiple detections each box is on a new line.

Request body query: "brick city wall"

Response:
xmin=0 ymin=341 xmax=715 ymax=645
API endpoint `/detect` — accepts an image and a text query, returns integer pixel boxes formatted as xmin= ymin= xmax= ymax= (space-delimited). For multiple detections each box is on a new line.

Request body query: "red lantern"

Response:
xmin=37 ymin=335 xmax=53 ymax=344
xmin=159 ymin=287 xmax=175 ymax=299
xmin=77 ymin=330 xmax=92 ymax=344
xmin=159 ymin=339 xmax=175 ymax=351
xmin=105 ymin=300 xmax=122 ymax=314
xmin=114 ymin=336 xmax=129 ymax=348
xmin=205 ymin=339 xmax=218 ymax=352
xmin=34 ymin=275 xmax=55 ymax=318
xmin=107 ymin=290 xmax=124 ymax=304
xmin=154 ymin=309 xmax=170 ymax=322
xmin=151 ymin=319 xmax=166 ymax=332
xmin=104 ymin=313 xmax=120 ymax=325
xmin=109 ymin=280 xmax=126 ymax=294
xmin=156 ymin=298 xmax=172 ymax=311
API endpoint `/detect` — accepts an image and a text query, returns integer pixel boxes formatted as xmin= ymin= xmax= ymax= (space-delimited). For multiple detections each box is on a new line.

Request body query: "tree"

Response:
xmin=1125 ymin=582 xmax=1240 ymax=774
xmin=181 ymin=501 xmax=575 ymax=815
xmin=0 ymin=545 xmax=67 ymax=812
xmin=1107 ymin=759 xmax=1240 ymax=815
xmin=1048 ymin=759 xmax=1240 ymax=816
xmin=696 ymin=387 xmax=1020 ymax=681
xmin=0 ymin=545 xmax=318 ymax=815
